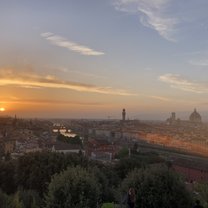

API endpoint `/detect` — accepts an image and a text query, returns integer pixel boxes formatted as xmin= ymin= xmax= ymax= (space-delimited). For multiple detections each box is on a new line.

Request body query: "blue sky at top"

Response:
xmin=1 ymin=0 xmax=208 ymax=119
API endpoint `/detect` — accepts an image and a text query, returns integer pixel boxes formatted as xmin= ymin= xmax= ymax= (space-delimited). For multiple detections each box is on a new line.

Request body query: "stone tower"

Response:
xmin=122 ymin=109 xmax=126 ymax=121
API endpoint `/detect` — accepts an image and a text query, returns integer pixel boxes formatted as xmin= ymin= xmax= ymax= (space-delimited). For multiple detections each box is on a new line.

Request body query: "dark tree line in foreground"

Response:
xmin=0 ymin=151 xmax=194 ymax=208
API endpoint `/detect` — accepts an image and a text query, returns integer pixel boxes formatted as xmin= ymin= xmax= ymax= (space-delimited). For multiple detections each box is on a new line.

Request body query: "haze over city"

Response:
xmin=2 ymin=2 xmax=208 ymax=207
xmin=1 ymin=0 xmax=208 ymax=119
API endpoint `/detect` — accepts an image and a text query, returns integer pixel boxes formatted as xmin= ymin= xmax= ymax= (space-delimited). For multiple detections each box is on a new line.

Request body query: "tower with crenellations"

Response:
xmin=122 ymin=109 xmax=126 ymax=121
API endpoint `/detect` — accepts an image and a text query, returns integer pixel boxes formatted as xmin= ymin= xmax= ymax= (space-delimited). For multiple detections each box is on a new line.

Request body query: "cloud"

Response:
xmin=113 ymin=0 xmax=178 ymax=41
xmin=57 ymin=67 xmax=69 ymax=73
xmin=54 ymin=66 xmax=105 ymax=78
xmin=159 ymin=73 xmax=208 ymax=93
xmin=66 ymin=69 xmax=107 ymax=79
xmin=41 ymin=32 xmax=105 ymax=56
xmin=148 ymin=95 xmax=171 ymax=101
xmin=174 ymin=51 xmax=203 ymax=57
xmin=189 ymin=59 xmax=208 ymax=66
xmin=54 ymin=67 xmax=107 ymax=79
xmin=0 ymin=68 xmax=136 ymax=96
xmin=0 ymin=98 xmax=104 ymax=106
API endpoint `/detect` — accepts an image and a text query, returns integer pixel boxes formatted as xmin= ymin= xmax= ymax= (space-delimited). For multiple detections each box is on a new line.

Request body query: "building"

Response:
xmin=122 ymin=109 xmax=126 ymax=121
xmin=86 ymin=138 xmax=118 ymax=161
xmin=52 ymin=141 xmax=83 ymax=154
xmin=189 ymin=108 xmax=202 ymax=123
xmin=166 ymin=112 xmax=177 ymax=125
xmin=172 ymin=158 xmax=208 ymax=182
xmin=166 ymin=109 xmax=202 ymax=125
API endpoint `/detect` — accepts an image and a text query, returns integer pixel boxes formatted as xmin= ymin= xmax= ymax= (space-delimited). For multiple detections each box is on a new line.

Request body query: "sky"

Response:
xmin=1 ymin=0 xmax=208 ymax=119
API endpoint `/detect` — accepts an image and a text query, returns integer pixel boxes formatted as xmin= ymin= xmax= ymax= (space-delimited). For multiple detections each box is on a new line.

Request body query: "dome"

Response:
xmin=189 ymin=108 xmax=202 ymax=123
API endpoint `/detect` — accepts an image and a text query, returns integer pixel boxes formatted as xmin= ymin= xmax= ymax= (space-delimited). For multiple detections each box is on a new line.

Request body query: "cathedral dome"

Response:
xmin=189 ymin=108 xmax=202 ymax=123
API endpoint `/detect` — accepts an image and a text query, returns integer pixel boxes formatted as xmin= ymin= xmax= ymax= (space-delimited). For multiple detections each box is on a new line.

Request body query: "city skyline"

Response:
xmin=1 ymin=0 xmax=208 ymax=119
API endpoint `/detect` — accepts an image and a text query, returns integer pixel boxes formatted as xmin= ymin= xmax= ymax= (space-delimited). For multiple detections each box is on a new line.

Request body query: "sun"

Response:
xmin=0 ymin=107 xmax=5 ymax=112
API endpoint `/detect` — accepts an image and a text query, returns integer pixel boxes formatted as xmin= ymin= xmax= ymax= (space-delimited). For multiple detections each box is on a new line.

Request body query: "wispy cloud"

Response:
xmin=41 ymin=32 xmax=105 ymax=56
xmin=67 ymin=69 xmax=107 ymax=79
xmin=0 ymin=68 xmax=135 ymax=96
xmin=52 ymin=67 xmax=107 ymax=79
xmin=189 ymin=59 xmax=208 ymax=67
xmin=148 ymin=95 xmax=171 ymax=102
xmin=113 ymin=0 xmax=178 ymax=41
xmin=159 ymin=73 xmax=208 ymax=93
xmin=0 ymin=97 xmax=105 ymax=106
xmin=174 ymin=50 xmax=203 ymax=57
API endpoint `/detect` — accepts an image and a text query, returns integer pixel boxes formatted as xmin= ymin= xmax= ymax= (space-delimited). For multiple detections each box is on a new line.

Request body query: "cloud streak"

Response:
xmin=0 ymin=68 xmax=135 ymax=96
xmin=113 ymin=0 xmax=178 ymax=41
xmin=159 ymin=73 xmax=208 ymax=93
xmin=41 ymin=32 xmax=105 ymax=56
xmin=148 ymin=95 xmax=171 ymax=102
xmin=0 ymin=97 xmax=105 ymax=106
xmin=55 ymin=67 xmax=106 ymax=79
xmin=67 ymin=69 xmax=107 ymax=79
xmin=189 ymin=59 xmax=208 ymax=67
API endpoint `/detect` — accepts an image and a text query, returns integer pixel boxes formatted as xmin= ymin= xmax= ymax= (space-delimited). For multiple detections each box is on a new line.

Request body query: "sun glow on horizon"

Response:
xmin=0 ymin=107 xmax=5 ymax=112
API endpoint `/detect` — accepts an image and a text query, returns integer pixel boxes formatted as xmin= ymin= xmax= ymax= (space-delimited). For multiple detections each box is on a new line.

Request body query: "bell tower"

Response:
xmin=122 ymin=109 xmax=126 ymax=121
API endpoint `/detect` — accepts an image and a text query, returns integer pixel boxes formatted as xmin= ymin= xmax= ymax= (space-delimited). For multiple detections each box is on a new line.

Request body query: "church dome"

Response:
xmin=189 ymin=108 xmax=202 ymax=123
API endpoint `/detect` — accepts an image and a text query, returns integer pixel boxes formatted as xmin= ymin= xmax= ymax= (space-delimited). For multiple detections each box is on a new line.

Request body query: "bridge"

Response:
xmin=53 ymin=123 xmax=71 ymax=133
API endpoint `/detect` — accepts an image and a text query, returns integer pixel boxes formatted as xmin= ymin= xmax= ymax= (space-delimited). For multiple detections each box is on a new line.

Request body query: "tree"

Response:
xmin=120 ymin=165 xmax=193 ymax=208
xmin=15 ymin=151 xmax=88 ymax=195
xmin=0 ymin=160 xmax=16 ymax=194
xmin=194 ymin=182 xmax=208 ymax=208
xmin=115 ymin=147 xmax=129 ymax=159
xmin=114 ymin=152 xmax=163 ymax=180
xmin=14 ymin=189 xmax=42 ymax=208
xmin=91 ymin=166 xmax=117 ymax=203
xmin=114 ymin=157 xmax=143 ymax=179
xmin=57 ymin=134 xmax=82 ymax=145
xmin=45 ymin=166 xmax=101 ymax=208
xmin=101 ymin=203 xmax=116 ymax=208
xmin=0 ymin=189 xmax=13 ymax=208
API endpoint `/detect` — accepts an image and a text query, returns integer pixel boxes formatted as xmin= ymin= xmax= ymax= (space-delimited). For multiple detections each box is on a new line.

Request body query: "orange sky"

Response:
xmin=1 ymin=1 xmax=208 ymax=119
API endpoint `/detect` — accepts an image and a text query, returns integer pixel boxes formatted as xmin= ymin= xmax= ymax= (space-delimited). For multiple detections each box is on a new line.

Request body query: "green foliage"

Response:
xmin=45 ymin=166 xmax=101 ymax=208
xmin=0 ymin=189 xmax=41 ymax=208
xmin=120 ymin=165 xmax=193 ymax=208
xmin=114 ymin=157 xmax=143 ymax=179
xmin=114 ymin=152 xmax=163 ymax=180
xmin=86 ymin=161 xmax=120 ymax=203
xmin=116 ymin=147 xmax=129 ymax=159
xmin=0 ymin=151 xmax=194 ymax=207
xmin=0 ymin=160 xmax=16 ymax=194
xmin=15 ymin=151 xmax=88 ymax=195
xmin=15 ymin=189 xmax=41 ymax=208
xmin=57 ymin=134 xmax=82 ymax=145
xmin=91 ymin=166 xmax=117 ymax=203
xmin=133 ymin=153 xmax=164 ymax=167
xmin=0 ymin=189 xmax=13 ymax=208
xmin=12 ymin=192 xmax=24 ymax=208
xmin=103 ymin=165 xmax=120 ymax=188
xmin=101 ymin=202 xmax=114 ymax=208
xmin=194 ymin=182 xmax=208 ymax=208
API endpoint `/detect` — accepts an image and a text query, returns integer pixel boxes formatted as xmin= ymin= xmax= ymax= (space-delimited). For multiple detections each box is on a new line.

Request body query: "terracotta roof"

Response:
xmin=172 ymin=157 xmax=208 ymax=171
